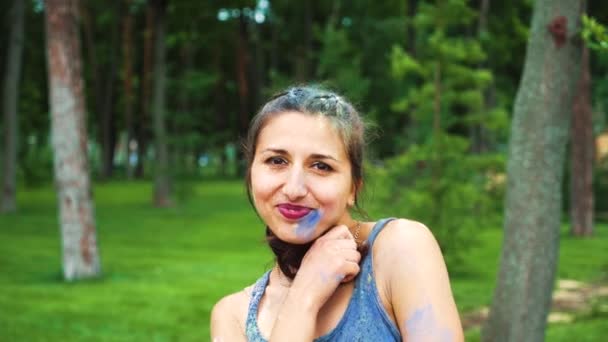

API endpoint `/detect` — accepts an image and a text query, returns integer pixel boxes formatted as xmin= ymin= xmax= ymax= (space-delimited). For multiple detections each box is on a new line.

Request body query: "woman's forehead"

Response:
xmin=256 ymin=112 xmax=348 ymax=158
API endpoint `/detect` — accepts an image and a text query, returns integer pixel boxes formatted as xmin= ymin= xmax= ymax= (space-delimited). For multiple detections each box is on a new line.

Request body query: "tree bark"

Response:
xmin=249 ymin=19 xmax=264 ymax=110
xmin=135 ymin=1 xmax=156 ymax=179
xmin=235 ymin=13 xmax=250 ymax=137
xmin=570 ymin=45 xmax=594 ymax=237
xmin=100 ymin=8 xmax=120 ymax=180
xmin=122 ymin=0 xmax=135 ymax=179
xmin=481 ymin=1 xmax=583 ymax=341
xmin=1 ymin=0 xmax=25 ymax=213
xmin=45 ymin=0 xmax=102 ymax=281
xmin=473 ymin=0 xmax=493 ymax=153
xmin=80 ymin=2 xmax=119 ymax=179
xmin=151 ymin=0 xmax=171 ymax=207
xmin=212 ymin=47 xmax=228 ymax=177
xmin=79 ymin=2 xmax=104 ymax=177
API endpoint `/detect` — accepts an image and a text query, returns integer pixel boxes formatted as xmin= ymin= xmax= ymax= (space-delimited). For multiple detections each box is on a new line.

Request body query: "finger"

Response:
xmin=322 ymin=225 xmax=353 ymax=240
xmin=331 ymin=239 xmax=357 ymax=251
xmin=339 ymin=262 xmax=360 ymax=283
xmin=341 ymin=274 xmax=355 ymax=283
xmin=340 ymin=249 xmax=361 ymax=264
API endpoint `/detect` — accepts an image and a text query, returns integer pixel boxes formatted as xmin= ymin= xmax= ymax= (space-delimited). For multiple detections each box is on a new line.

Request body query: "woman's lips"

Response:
xmin=277 ymin=204 xmax=312 ymax=220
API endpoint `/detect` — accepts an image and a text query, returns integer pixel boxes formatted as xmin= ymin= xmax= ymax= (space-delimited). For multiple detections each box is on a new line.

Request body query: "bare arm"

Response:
xmin=268 ymin=286 xmax=318 ymax=342
xmin=383 ymin=220 xmax=464 ymax=341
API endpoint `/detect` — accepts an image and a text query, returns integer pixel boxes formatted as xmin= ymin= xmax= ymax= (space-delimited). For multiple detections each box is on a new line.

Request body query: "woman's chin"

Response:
xmin=272 ymin=228 xmax=320 ymax=244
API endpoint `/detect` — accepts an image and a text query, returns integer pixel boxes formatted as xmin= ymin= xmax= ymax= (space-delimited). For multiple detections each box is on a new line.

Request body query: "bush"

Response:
xmin=369 ymin=134 xmax=505 ymax=267
xmin=19 ymin=143 xmax=54 ymax=188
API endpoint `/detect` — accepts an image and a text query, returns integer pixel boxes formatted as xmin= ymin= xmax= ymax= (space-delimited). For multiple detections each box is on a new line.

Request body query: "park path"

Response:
xmin=462 ymin=279 xmax=608 ymax=330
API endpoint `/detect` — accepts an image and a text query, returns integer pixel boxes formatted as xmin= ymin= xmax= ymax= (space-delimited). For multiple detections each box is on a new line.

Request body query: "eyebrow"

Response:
xmin=259 ymin=148 xmax=340 ymax=162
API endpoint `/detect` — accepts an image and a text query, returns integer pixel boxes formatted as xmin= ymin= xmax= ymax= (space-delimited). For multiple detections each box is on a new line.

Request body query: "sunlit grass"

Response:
xmin=0 ymin=180 xmax=606 ymax=341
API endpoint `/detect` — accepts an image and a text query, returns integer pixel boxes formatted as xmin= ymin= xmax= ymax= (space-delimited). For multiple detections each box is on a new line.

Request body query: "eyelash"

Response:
xmin=263 ymin=157 xmax=334 ymax=172
xmin=265 ymin=156 xmax=286 ymax=166
xmin=312 ymin=162 xmax=333 ymax=172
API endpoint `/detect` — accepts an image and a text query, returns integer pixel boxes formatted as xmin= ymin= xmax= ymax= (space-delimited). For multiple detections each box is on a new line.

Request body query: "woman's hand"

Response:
xmin=290 ymin=224 xmax=361 ymax=312
xmin=268 ymin=225 xmax=361 ymax=341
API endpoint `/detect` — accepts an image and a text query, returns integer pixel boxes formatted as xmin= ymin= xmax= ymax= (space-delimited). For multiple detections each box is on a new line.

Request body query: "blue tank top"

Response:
xmin=245 ymin=218 xmax=401 ymax=341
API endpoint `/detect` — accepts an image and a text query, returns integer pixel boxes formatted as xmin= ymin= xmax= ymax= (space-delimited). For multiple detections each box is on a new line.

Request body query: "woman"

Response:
xmin=211 ymin=86 xmax=463 ymax=341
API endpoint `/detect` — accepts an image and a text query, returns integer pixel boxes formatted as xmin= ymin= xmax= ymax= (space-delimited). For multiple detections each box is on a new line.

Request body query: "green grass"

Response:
xmin=0 ymin=181 xmax=607 ymax=341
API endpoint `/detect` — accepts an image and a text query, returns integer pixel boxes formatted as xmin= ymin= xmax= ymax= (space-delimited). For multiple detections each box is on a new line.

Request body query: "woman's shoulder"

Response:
xmin=212 ymin=285 xmax=253 ymax=315
xmin=370 ymin=218 xmax=443 ymax=272
xmin=372 ymin=218 xmax=436 ymax=249
xmin=371 ymin=218 xmax=464 ymax=340
xmin=210 ymin=285 xmax=255 ymax=339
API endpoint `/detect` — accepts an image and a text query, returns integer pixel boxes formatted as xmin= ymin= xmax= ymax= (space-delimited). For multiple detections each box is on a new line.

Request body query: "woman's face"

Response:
xmin=250 ymin=111 xmax=356 ymax=244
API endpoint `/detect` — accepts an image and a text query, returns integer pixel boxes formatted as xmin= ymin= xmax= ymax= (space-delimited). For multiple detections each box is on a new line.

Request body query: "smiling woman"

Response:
xmin=210 ymin=86 xmax=463 ymax=341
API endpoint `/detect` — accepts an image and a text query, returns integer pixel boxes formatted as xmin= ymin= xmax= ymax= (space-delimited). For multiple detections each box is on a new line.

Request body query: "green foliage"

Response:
xmin=1 ymin=182 xmax=607 ymax=340
xmin=380 ymin=0 xmax=511 ymax=264
xmin=18 ymin=138 xmax=54 ymax=187
xmin=582 ymin=15 xmax=608 ymax=52
xmin=316 ymin=25 xmax=370 ymax=103
xmin=369 ymin=134 xmax=505 ymax=266
xmin=389 ymin=0 xmax=508 ymax=149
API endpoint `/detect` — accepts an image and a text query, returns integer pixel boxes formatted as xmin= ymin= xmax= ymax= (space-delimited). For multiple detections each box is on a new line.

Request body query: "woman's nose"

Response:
xmin=282 ymin=168 xmax=308 ymax=200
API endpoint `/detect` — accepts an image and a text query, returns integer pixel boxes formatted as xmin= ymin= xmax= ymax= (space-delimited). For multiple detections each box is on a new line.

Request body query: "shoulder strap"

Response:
xmin=365 ymin=218 xmax=397 ymax=247
xmin=245 ymin=270 xmax=271 ymax=329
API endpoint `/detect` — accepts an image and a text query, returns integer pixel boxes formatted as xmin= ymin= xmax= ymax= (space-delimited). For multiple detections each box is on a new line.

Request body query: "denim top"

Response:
xmin=245 ymin=218 xmax=401 ymax=341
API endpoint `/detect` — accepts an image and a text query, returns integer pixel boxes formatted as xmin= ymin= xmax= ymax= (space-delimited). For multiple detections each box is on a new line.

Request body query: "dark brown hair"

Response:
xmin=244 ymin=86 xmax=367 ymax=279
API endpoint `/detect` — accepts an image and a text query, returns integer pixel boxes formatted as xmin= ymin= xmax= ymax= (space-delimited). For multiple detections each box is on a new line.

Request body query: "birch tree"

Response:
xmin=45 ymin=0 xmax=102 ymax=281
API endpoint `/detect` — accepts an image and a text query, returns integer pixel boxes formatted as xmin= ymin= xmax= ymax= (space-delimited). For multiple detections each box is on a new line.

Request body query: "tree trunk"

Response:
xmin=1 ymin=0 xmax=25 ymax=213
xmin=79 ymin=2 xmax=104 ymax=177
xmin=45 ymin=0 xmax=102 ymax=281
xmin=270 ymin=15 xmax=279 ymax=73
xmin=407 ymin=0 xmax=417 ymax=57
xmin=213 ymin=48 xmax=228 ymax=177
xmin=473 ymin=0 xmax=493 ymax=154
xmin=303 ymin=0 xmax=312 ymax=79
xmin=122 ymin=0 xmax=135 ymax=179
xmin=249 ymin=19 xmax=264 ymax=110
xmin=570 ymin=45 xmax=594 ymax=237
xmin=100 ymin=9 xmax=120 ymax=180
xmin=80 ymin=2 xmax=118 ymax=180
xmin=481 ymin=1 xmax=583 ymax=341
xmin=433 ymin=61 xmax=441 ymax=137
xmin=235 ymin=13 xmax=250 ymax=137
xmin=478 ymin=0 xmax=490 ymax=36
xmin=151 ymin=0 xmax=171 ymax=207
xmin=135 ymin=1 xmax=156 ymax=179
xmin=175 ymin=43 xmax=194 ymax=175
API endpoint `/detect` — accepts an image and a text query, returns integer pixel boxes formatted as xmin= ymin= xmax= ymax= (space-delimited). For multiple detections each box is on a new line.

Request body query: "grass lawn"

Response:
xmin=0 ymin=181 xmax=606 ymax=341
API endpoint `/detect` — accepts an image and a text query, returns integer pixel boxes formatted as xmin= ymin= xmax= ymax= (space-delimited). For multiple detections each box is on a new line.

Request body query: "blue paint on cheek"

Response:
xmin=295 ymin=209 xmax=321 ymax=237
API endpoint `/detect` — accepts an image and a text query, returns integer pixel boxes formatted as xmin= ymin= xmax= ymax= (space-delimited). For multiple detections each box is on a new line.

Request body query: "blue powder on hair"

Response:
xmin=295 ymin=209 xmax=321 ymax=237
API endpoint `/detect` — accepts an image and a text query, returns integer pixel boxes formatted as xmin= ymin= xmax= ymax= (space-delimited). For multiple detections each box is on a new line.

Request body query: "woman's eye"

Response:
xmin=265 ymin=156 xmax=286 ymax=166
xmin=312 ymin=162 xmax=333 ymax=172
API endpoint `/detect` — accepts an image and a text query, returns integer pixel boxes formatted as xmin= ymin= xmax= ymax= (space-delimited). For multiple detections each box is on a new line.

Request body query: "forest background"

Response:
xmin=1 ymin=0 xmax=608 ymax=341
